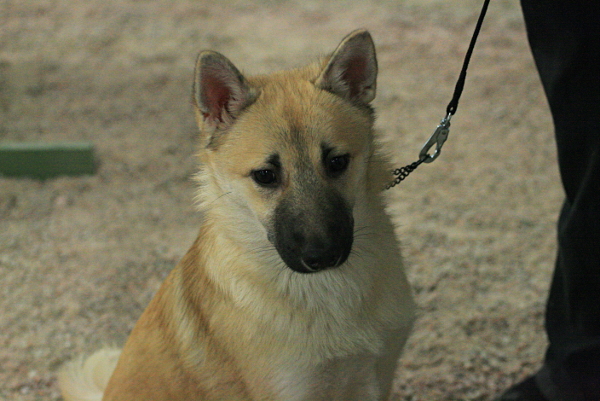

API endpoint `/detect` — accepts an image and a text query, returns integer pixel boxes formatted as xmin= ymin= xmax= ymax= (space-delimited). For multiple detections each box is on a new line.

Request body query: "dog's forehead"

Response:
xmin=219 ymin=74 xmax=373 ymax=174
xmin=247 ymin=80 xmax=370 ymax=146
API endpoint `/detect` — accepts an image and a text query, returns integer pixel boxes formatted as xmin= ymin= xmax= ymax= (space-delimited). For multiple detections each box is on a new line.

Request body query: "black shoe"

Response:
xmin=496 ymin=376 xmax=549 ymax=401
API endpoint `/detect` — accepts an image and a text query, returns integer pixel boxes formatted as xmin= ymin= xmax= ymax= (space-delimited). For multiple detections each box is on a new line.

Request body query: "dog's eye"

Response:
xmin=252 ymin=169 xmax=278 ymax=186
xmin=327 ymin=154 xmax=350 ymax=176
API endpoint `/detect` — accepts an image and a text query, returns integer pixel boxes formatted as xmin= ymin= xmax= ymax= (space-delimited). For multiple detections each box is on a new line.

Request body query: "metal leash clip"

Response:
xmin=419 ymin=113 xmax=452 ymax=163
xmin=386 ymin=0 xmax=490 ymax=189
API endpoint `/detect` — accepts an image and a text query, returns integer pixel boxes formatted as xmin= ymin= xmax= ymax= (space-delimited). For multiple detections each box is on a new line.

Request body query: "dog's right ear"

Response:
xmin=316 ymin=29 xmax=378 ymax=105
xmin=193 ymin=51 xmax=256 ymax=143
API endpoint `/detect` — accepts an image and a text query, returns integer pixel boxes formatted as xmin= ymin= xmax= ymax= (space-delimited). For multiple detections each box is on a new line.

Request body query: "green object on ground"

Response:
xmin=0 ymin=142 xmax=96 ymax=179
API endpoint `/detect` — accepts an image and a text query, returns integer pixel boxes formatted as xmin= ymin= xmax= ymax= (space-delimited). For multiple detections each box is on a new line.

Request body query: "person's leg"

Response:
xmin=498 ymin=1 xmax=600 ymax=400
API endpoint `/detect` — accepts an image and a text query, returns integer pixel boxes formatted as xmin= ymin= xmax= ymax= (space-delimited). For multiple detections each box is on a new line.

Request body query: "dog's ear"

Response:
xmin=193 ymin=51 xmax=256 ymax=137
xmin=316 ymin=29 xmax=378 ymax=104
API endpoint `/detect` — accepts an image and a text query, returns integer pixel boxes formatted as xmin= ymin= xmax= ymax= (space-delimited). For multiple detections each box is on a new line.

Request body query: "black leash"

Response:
xmin=386 ymin=0 xmax=491 ymax=189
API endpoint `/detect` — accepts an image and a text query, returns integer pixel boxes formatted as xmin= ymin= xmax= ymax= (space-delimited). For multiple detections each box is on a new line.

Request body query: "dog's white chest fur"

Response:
xmin=216 ymin=242 xmax=413 ymax=401
xmin=269 ymin=355 xmax=382 ymax=401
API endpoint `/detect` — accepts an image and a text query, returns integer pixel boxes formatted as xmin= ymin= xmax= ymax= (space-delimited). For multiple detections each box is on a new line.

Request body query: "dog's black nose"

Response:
xmin=273 ymin=189 xmax=354 ymax=274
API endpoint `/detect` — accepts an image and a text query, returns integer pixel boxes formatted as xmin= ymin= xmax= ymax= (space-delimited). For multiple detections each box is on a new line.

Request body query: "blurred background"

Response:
xmin=0 ymin=0 xmax=561 ymax=399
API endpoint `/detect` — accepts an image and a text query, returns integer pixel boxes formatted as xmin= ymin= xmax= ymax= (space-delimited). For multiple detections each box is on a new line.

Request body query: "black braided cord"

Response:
xmin=386 ymin=0 xmax=490 ymax=189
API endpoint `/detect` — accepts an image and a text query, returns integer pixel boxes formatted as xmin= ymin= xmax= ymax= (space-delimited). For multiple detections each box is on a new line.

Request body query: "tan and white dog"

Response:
xmin=59 ymin=29 xmax=415 ymax=401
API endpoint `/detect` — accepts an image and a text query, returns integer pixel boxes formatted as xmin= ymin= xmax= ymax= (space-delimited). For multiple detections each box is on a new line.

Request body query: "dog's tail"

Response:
xmin=58 ymin=348 xmax=121 ymax=401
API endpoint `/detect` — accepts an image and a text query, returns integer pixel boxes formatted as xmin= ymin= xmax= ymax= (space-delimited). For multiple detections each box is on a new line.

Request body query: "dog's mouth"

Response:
xmin=299 ymin=251 xmax=348 ymax=274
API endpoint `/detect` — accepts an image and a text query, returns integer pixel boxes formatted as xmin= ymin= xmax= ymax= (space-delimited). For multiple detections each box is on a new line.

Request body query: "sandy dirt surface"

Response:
xmin=0 ymin=0 xmax=562 ymax=399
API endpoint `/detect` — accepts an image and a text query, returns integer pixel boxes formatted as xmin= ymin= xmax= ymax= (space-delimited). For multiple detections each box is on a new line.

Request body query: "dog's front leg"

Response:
xmin=310 ymin=355 xmax=383 ymax=401
xmin=342 ymin=368 xmax=382 ymax=401
xmin=374 ymin=327 xmax=414 ymax=400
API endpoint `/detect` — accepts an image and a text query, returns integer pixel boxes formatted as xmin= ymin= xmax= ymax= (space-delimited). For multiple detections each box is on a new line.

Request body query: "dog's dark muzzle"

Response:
xmin=272 ymin=191 xmax=354 ymax=274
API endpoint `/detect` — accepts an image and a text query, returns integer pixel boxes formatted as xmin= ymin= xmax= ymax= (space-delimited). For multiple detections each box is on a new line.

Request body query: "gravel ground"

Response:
xmin=0 ymin=0 xmax=561 ymax=399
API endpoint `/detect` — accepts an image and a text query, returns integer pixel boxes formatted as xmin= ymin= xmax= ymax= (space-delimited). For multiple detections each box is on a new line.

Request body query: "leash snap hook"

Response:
xmin=419 ymin=113 xmax=452 ymax=163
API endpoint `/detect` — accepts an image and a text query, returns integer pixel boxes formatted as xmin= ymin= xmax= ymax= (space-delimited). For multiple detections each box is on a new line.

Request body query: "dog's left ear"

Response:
xmin=316 ymin=29 xmax=378 ymax=104
xmin=193 ymin=51 xmax=257 ymax=139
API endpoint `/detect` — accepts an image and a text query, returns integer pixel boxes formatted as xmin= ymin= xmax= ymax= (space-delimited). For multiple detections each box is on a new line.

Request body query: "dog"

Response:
xmin=59 ymin=29 xmax=416 ymax=401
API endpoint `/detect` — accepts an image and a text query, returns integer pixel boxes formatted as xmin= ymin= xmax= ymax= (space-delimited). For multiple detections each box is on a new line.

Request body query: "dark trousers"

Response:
xmin=520 ymin=1 xmax=600 ymax=399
